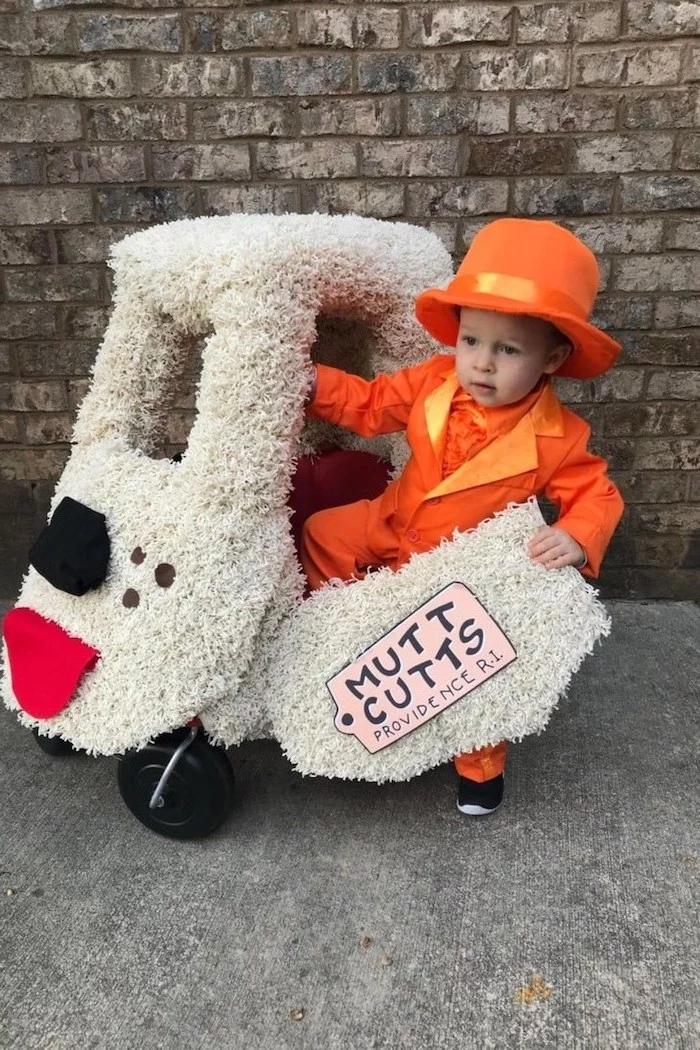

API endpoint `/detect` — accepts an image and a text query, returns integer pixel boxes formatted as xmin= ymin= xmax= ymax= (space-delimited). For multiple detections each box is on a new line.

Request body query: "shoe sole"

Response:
xmin=456 ymin=799 xmax=503 ymax=816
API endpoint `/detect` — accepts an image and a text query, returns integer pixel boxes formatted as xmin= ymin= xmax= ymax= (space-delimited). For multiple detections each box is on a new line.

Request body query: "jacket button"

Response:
xmin=407 ymin=528 xmax=420 ymax=542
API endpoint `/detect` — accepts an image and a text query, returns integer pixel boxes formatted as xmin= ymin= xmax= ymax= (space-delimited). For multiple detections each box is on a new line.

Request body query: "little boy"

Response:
xmin=302 ymin=218 xmax=624 ymax=817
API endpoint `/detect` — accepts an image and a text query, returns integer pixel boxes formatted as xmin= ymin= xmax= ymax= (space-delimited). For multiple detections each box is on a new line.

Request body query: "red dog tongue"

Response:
xmin=2 ymin=607 xmax=100 ymax=719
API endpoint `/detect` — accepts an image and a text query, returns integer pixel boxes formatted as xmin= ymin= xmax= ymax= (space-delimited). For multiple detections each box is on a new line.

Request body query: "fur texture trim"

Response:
xmin=205 ymin=499 xmax=610 ymax=782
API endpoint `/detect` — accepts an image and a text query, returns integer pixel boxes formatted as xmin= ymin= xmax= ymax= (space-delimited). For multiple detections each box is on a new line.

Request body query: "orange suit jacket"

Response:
xmin=309 ymin=356 xmax=624 ymax=578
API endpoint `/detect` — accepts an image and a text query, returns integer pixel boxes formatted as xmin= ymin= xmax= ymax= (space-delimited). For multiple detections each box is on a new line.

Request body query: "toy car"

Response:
xmin=1 ymin=214 xmax=610 ymax=838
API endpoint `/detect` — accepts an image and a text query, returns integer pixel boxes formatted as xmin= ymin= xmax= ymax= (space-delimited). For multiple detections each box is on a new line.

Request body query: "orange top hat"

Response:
xmin=415 ymin=218 xmax=621 ymax=379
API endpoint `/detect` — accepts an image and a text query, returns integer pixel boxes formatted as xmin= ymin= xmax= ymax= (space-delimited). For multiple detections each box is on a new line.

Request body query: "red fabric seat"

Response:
xmin=289 ymin=449 xmax=391 ymax=562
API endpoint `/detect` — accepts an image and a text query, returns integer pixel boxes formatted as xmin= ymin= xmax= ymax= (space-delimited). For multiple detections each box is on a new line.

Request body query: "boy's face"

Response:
xmin=455 ymin=308 xmax=571 ymax=407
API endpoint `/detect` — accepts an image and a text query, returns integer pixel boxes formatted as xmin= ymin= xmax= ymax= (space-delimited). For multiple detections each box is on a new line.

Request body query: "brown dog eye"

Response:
xmin=122 ymin=588 xmax=140 ymax=608
xmin=131 ymin=547 xmax=146 ymax=565
xmin=155 ymin=563 xmax=176 ymax=588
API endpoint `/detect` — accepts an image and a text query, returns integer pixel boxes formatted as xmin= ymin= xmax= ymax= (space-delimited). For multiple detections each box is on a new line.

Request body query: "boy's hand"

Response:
xmin=527 ymin=526 xmax=586 ymax=570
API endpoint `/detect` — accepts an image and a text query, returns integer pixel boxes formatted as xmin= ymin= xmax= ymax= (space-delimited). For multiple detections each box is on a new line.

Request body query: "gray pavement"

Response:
xmin=0 ymin=600 xmax=698 ymax=1050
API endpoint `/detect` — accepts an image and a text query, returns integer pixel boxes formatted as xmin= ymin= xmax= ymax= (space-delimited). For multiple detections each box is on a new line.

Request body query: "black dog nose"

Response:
xmin=29 ymin=497 xmax=111 ymax=597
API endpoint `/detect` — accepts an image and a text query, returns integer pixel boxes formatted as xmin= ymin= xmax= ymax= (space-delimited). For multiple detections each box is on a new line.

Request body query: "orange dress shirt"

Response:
xmin=441 ymin=376 xmax=545 ymax=477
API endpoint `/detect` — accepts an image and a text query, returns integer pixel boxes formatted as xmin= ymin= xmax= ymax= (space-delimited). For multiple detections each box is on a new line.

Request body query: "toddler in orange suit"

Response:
xmin=302 ymin=218 xmax=624 ymax=816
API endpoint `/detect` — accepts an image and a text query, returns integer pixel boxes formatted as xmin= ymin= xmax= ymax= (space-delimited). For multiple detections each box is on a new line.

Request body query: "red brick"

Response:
xmin=137 ymin=56 xmax=242 ymax=97
xmin=408 ymin=94 xmax=509 ymax=136
xmin=24 ymin=412 xmax=73 ymax=444
xmin=55 ymin=226 xmax=138 ymax=264
xmin=587 ymin=402 xmax=697 ymax=436
xmin=565 ymin=218 xmax=663 ymax=254
xmin=31 ymin=59 xmax=133 ymax=98
xmin=469 ymin=136 xmax=570 ymax=175
xmin=664 ymin=218 xmax=700 ymax=251
xmin=0 ymin=229 xmax=52 ymax=265
xmin=601 ymin=568 xmax=698 ymax=600
xmin=0 ymin=413 xmax=21 ymax=443
xmin=85 ymin=102 xmax=188 ymax=142
xmin=0 ymin=447 xmax=69 ymax=481
xmin=251 ymin=55 xmax=351 ymax=96
xmin=5 ymin=266 xmax=101 ymax=303
xmin=407 ymin=5 xmax=510 ymax=46
xmin=97 ymin=187 xmax=197 ymax=224
xmin=633 ymin=439 xmax=699 ymax=470
xmin=201 ymin=184 xmax=299 ymax=216
xmin=462 ymin=48 xmax=569 ymax=90
xmin=64 ymin=306 xmax=110 ymax=339
xmin=0 ymin=101 xmax=81 ymax=143
xmin=358 ymin=54 xmax=460 ymax=93
xmin=299 ymin=8 xmax=400 ymax=49
xmin=635 ymin=504 xmax=700 ymax=533
xmin=577 ymin=3 xmax=621 ymax=42
xmin=220 ymin=9 xmax=293 ymax=49
xmin=0 ymin=304 xmax=57 ymax=339
xmin=590 ymin=369 xmax=646 ymax=401
xmin=615 ymin=253 xmax=700 ymax=292
xmin=192 ymin=100 xmax=294 ymax=139
xmin=620 ymin=174 xmax=700 ymax=212
xmin=626 ymin=1 xmax=700 ymax=38
xmin=407 ymin=179 xmax=508 ymax=218
xmin=647 ymin=370 xmax=700 ymax=399
xmin=575 ymin=45 xmax=683 ymax=86
xmin=300 ymin=98 xmax=402 ymax=137
xmin=514 ymin=92 xmax=618 ymax=133
xmin=654 ymin=297 xmax=700 ymax=327
xmin=632 ymin=535 xmax=690 ymax=567
xmin=76 ymin=14 xmax=180 ymax=53
xmin=300 ymin=181 xmax=404 ymax=219
xmin=46 ymin=145 xmax=146 ymax=184
xmin=361 ymin=139 xmax=460 ymax=178
xmin=0 ymin=379 xmax=68 ymax=412
xmin=256 ymin=141 xmax=357 ymax=180
xmin=0 ymin=57 xmax=25 ymax=98
xmin=513 ymin=176 xmax=616 ymax=216
xmin=572 ymin=133 xmax=673 ymax=173
xmin=0 ymin=188 xmax=92 ymax=225
xmin=18 ymin=342 xmax=98 ymax=376
xmin=0 ymin=14 xmax=73 ymax=56
xmin=613 ymin=471 xmax=689 ymax=503
xmin=621 ymin=331 xmax=700 ymax=366
xmin=152 ymin=144 xmax=250 ymax=182
xmin=622 ymin=88 xmax=698 ymax=129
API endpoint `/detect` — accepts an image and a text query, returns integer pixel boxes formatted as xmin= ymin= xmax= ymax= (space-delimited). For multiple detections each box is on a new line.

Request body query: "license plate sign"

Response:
xmin=327 ymin=582 xmax=516 ymax=753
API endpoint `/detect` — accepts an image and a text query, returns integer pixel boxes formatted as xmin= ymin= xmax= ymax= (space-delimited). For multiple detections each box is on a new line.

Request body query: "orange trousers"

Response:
xmin=301 ymin=503 xmax=507 ymax=783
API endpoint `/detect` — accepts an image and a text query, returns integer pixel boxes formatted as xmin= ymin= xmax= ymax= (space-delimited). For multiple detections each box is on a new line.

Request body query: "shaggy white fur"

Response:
xmin=205 ymin=499 xmax=610 ymax=782
xmin=2 ymin=213 xmax=611 ymax=780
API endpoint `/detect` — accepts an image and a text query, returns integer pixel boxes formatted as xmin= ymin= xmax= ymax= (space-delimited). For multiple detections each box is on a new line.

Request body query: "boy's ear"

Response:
xmin=543 ymin=341 xmax=572 ymax=374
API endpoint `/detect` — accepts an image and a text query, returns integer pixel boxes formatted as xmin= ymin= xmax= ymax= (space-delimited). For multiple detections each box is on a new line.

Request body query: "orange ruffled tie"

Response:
xmin=442 ymin=393 xmax=487 ymax=478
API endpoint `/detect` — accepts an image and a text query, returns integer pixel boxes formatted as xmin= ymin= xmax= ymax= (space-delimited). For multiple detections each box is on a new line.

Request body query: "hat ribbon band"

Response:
xmin=457 ymin=272 xmax=588 ymax=319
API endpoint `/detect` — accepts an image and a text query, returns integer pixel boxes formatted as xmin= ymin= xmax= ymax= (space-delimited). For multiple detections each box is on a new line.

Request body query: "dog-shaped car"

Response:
xmin=2 ymin=214 xmax=610 ymax=837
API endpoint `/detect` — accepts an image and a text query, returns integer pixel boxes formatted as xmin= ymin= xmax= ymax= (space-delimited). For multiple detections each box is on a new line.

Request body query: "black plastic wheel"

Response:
xmin=117 ymin=728 xmax=235 ymax=839
xmin=32 ymin=728 xmax=77 ymax=757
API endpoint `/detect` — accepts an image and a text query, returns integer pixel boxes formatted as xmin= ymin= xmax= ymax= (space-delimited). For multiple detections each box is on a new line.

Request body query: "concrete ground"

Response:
xmin=0 ymin=600 xmax=698 ymax=1050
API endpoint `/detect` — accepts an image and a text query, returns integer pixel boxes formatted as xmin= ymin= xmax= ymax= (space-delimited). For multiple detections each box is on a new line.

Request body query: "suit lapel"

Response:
xmin=423 ymin=373 xmax=460 ymax=461
xmin=409 ymin=372 xmax=460 ymax=491
xmin=423 ymin=382 xmax=564 ymax=500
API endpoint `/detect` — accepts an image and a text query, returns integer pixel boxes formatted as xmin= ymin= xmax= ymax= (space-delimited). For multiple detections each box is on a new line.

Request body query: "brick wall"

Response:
xmin=0 ymin=0 xmax=698 ymax=600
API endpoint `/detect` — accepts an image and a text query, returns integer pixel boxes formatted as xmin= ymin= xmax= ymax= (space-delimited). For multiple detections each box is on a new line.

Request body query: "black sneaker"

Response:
xmin=457 ymin=774 xmax=504 ymax=816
